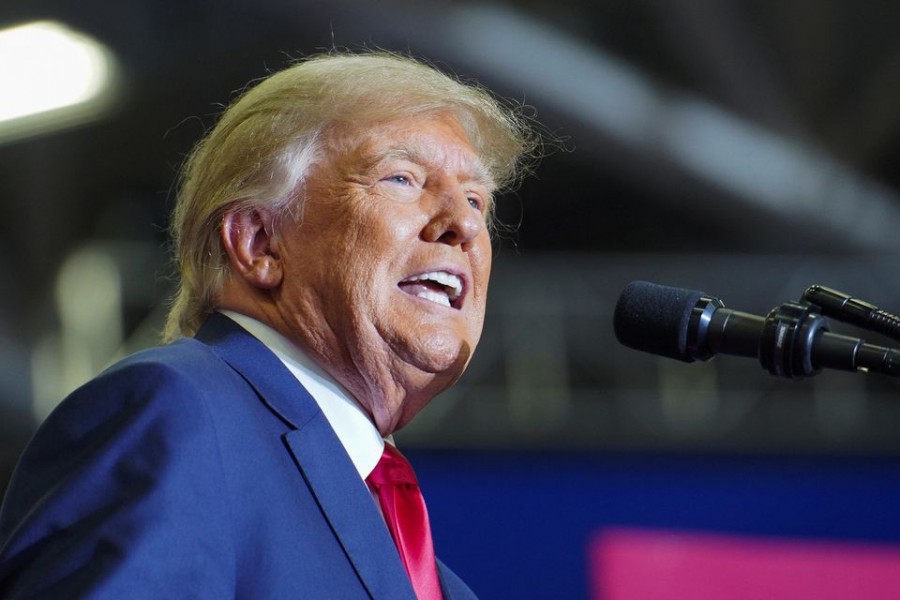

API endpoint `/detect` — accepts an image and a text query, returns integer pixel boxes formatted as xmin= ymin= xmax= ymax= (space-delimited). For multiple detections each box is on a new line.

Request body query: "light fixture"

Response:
xmin=0 ymin=20 xmax=119 ymax=143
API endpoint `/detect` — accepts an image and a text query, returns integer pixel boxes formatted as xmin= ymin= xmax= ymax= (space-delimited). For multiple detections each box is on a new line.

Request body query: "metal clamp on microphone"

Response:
xmin=759 ymin=302 xmax=829 ymax=379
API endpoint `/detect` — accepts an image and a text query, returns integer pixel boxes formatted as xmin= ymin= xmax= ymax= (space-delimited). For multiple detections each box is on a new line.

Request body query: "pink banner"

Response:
xmin=591 ymin=528 xmax=900 ymax=600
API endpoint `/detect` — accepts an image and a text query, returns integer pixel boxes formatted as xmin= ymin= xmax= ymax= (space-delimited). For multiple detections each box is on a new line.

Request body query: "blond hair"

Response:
xmin=164 ymin=51 xmax=537 ymax=341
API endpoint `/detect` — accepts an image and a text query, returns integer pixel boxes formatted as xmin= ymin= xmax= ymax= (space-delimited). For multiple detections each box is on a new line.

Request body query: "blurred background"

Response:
xmin=2 ymin=1 xmax=900 ymax=598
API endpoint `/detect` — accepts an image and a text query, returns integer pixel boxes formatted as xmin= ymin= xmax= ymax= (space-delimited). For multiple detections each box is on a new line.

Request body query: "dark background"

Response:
xmin=2 ymin=2 xmax=900 ymax=598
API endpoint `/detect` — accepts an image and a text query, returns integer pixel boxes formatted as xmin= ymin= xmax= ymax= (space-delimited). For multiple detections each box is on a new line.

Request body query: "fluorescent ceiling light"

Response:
xmin=0 ymin=21 xmax=119 ymax=143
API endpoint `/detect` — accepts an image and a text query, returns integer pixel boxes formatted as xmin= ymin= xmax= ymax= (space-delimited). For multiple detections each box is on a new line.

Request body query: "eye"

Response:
xmin=384 ymin=174 xmax=413 ymax=186
xmin=467 ymin=192 xmax=491 ymax=214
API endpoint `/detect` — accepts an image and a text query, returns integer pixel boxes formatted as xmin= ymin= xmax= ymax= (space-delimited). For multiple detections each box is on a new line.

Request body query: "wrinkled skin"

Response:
xmin=218 ymin=112 xmax=494 ymax=435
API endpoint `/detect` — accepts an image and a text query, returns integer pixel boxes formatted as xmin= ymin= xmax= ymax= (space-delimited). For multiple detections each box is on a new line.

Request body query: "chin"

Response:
xmin=405 ymin=327 xmax=476 ymax=371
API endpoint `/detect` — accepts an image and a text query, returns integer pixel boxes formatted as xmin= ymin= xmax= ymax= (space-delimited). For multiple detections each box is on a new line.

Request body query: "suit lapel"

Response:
xmin=284 ymin=421 xmax=416 ymax=600
xmin=196 ymin=314 xmax=416 ymax=599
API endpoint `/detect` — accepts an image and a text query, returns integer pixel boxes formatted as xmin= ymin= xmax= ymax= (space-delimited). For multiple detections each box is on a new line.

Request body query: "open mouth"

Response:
xmin=398 ymin=271 xmax=464 ymax=309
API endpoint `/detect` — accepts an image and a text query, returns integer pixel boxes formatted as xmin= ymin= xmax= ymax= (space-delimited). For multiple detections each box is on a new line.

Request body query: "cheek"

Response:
xmin=331 ymin=237 xmax=400 ymax=310
xmin=385 ymin=213 xmax=425 ymax=242
xmin=471 ymin=238 xmax=493 ymax=291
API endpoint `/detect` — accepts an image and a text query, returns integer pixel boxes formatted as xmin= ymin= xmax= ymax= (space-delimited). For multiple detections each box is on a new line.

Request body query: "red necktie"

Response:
xmin=366 ymin=444 xmax=443 ymax=600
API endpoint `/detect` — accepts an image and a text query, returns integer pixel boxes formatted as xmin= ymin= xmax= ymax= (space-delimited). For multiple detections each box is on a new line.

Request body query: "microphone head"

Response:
xmin=613 ymin=281 xmax=707 ymax=361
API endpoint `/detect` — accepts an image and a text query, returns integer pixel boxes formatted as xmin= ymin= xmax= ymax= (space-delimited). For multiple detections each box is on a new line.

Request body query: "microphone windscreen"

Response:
xmin=613 ymin=281 xmax=706 ymax=361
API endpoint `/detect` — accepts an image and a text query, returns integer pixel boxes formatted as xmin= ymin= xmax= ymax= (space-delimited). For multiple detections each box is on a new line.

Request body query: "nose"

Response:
xmin=420 ymin=187 xmax=486 ymax=248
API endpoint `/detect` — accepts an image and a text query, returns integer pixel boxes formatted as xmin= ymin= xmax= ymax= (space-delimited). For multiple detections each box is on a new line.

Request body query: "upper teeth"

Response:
xmin=404 ymin=271 xmax=463 ymax=300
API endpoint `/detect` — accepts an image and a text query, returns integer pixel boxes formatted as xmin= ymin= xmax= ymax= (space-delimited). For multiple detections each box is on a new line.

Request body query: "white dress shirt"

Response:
xmin=219 ymin=310 xmax=386 ymax=480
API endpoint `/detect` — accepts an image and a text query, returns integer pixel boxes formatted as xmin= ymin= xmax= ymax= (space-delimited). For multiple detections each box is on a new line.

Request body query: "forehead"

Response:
xmin=341 ymin=113 xmax=495 ymax=188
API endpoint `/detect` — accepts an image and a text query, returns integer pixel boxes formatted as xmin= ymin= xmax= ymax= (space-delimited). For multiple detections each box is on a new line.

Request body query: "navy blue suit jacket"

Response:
xmin=0 ymin=314 xmax=477 ymax=599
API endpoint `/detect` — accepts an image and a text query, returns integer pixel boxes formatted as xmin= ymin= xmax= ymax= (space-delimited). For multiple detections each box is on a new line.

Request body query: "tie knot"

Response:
xmin=367 ymin=444 xmax=419 ymax=488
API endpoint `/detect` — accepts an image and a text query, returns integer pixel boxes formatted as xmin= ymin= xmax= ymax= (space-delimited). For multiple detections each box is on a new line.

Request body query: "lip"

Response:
xmin=397 ymin=265 xmax=469 ymax=310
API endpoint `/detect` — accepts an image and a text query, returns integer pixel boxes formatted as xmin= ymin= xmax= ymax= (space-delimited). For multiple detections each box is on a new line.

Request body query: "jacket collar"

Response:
xmin=195 ymin=313 xmax=417 ymax=599
xmin=195 ymin=312 xmax=319 ymax=429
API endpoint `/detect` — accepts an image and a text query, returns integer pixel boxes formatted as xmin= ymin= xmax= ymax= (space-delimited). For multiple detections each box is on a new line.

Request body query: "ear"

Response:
xmin=220 ymin=208 xmax=283 ymax=290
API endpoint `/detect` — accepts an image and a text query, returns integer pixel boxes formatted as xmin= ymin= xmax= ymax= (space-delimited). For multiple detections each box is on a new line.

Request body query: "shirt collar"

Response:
xmin=219 ymin=310 xmax=385 ymax=479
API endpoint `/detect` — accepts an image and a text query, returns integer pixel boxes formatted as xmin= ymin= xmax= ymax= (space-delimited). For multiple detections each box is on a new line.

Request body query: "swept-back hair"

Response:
xmin=164 ymin=50 xmax=537 ymax=341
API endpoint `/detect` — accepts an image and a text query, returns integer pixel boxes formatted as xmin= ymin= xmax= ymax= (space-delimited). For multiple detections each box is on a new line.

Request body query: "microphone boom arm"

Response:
xmin=803 ymin=284 xmax=900 ymax=343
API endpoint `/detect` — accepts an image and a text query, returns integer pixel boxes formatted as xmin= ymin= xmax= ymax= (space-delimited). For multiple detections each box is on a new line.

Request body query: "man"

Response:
xmin=0 ymin=52 xmax=535 ymax=598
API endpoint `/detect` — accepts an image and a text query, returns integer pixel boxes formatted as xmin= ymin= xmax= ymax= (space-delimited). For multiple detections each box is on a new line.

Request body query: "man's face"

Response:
xmin=272 ymin=112 xmax=494 ymax=434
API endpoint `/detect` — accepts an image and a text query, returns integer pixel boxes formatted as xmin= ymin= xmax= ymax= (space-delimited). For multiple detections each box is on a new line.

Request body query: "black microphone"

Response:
xmin=613 ymin=281 xmax=900 ymax=379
